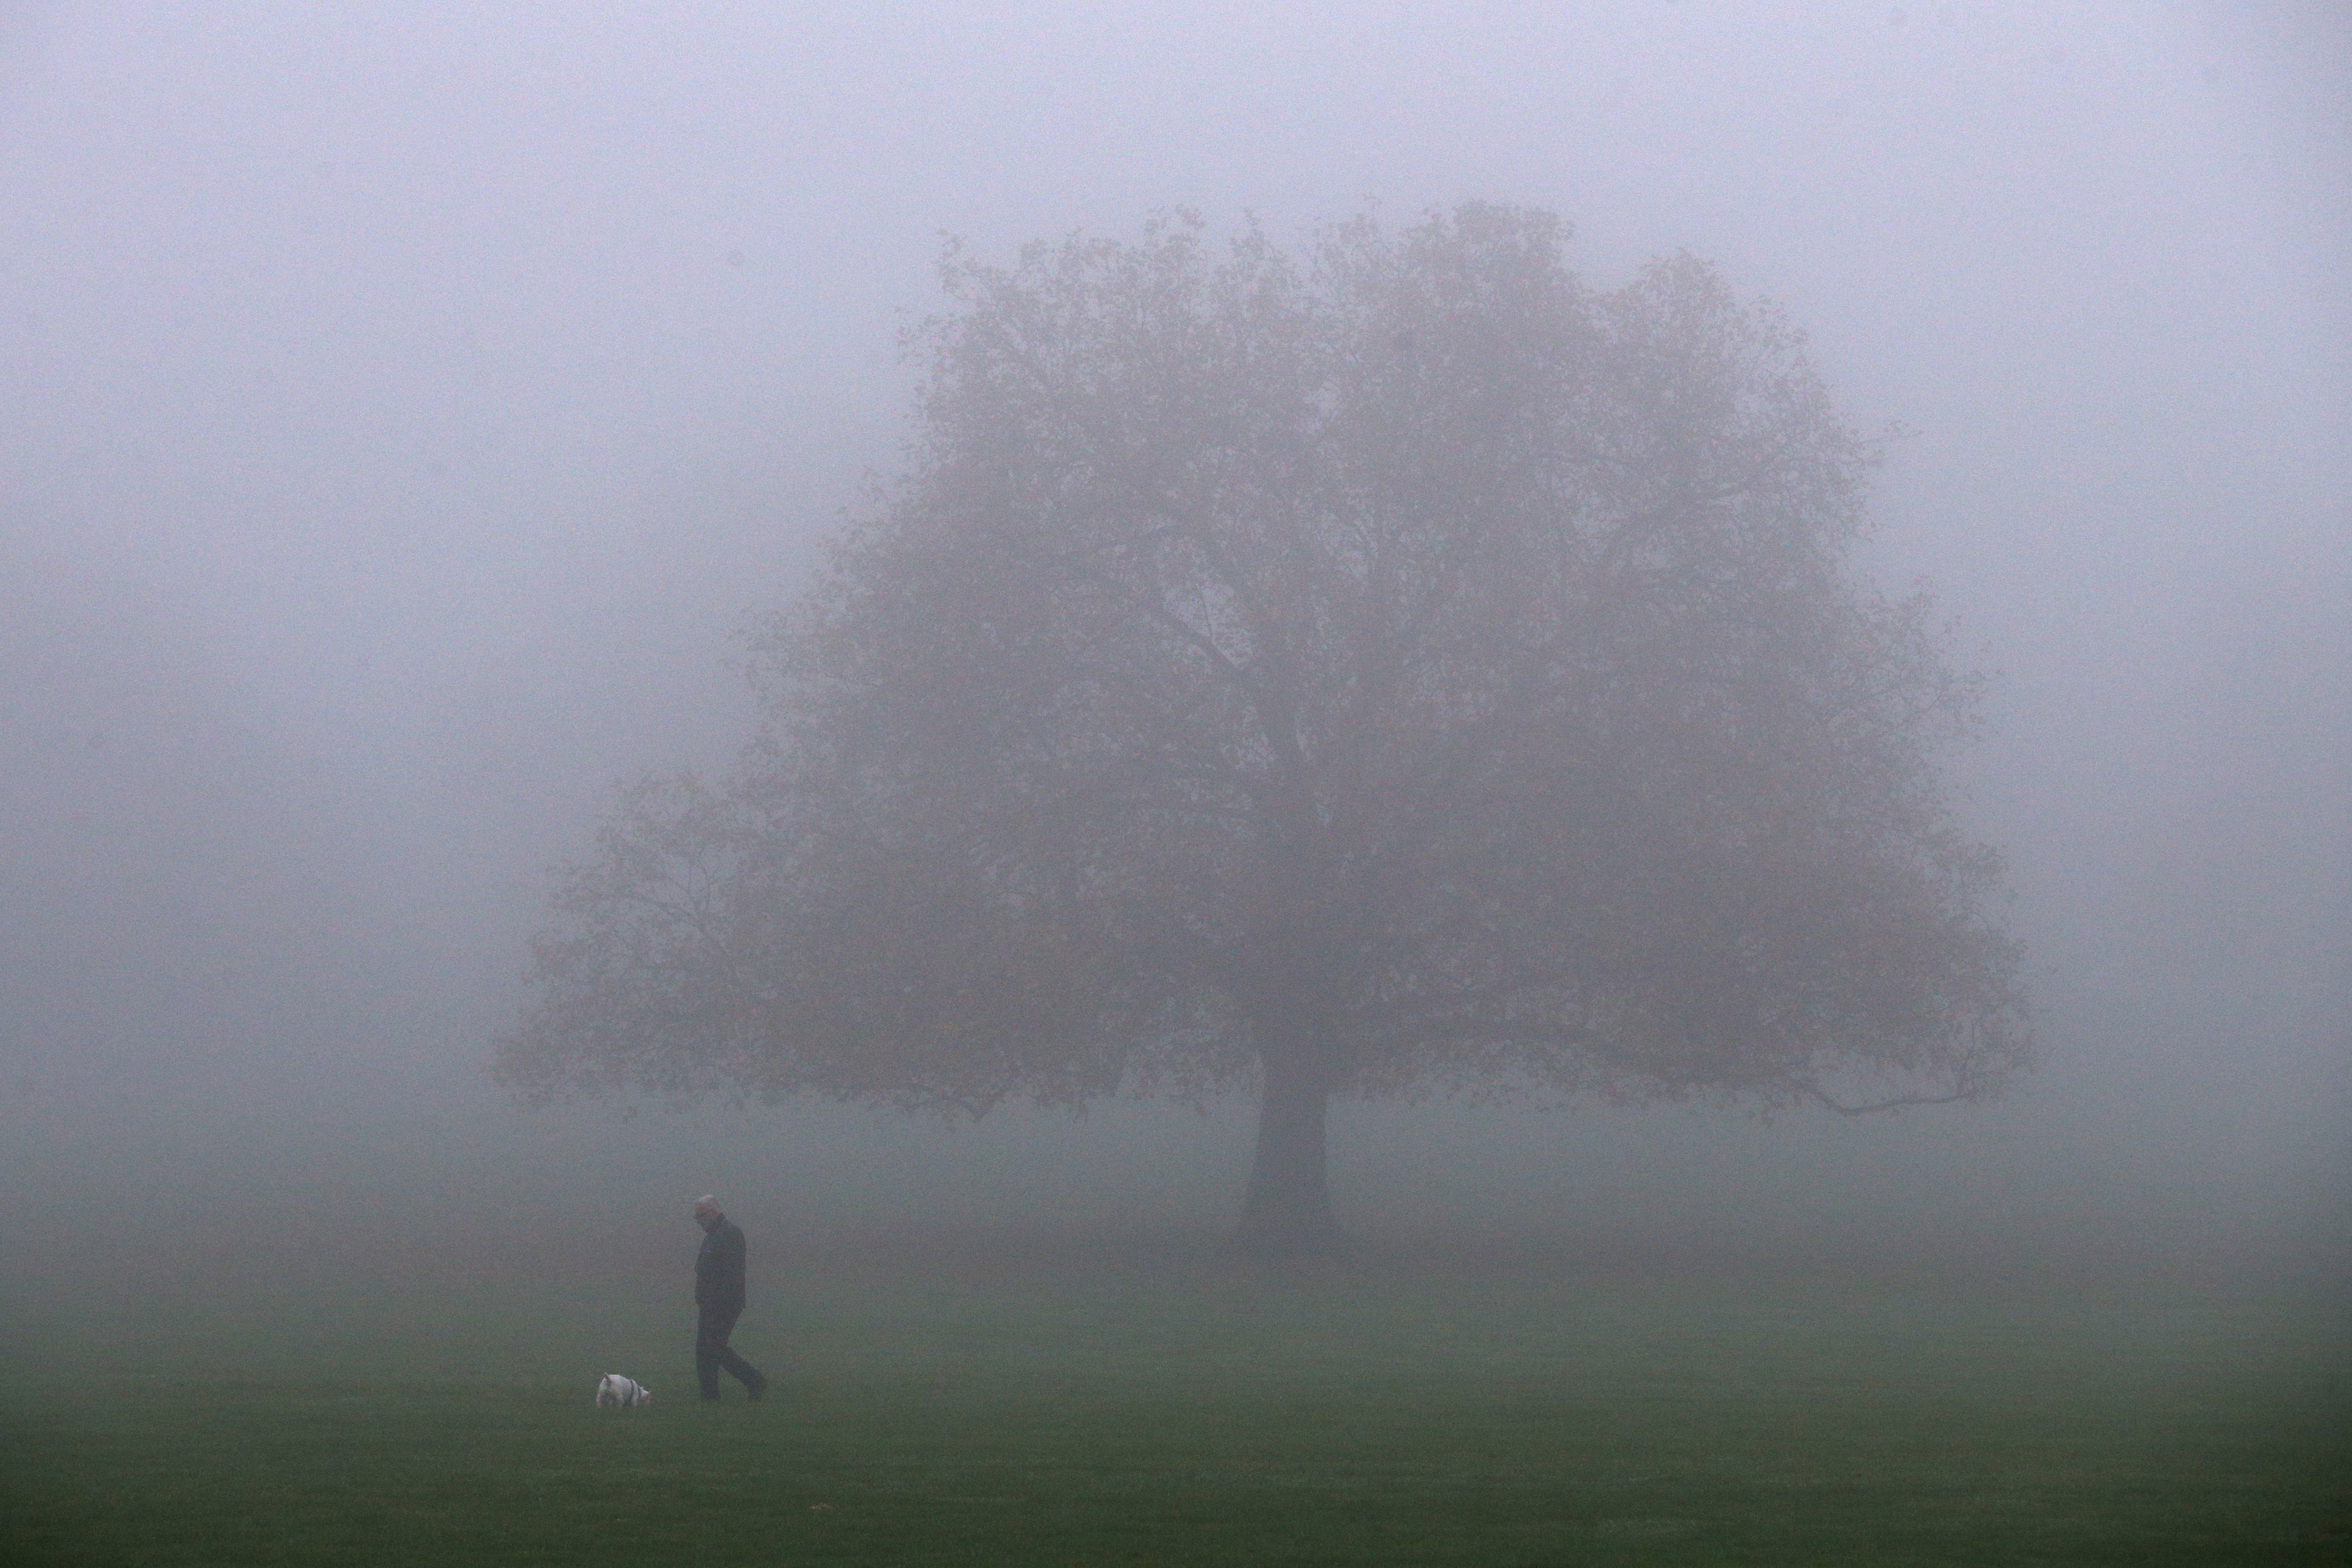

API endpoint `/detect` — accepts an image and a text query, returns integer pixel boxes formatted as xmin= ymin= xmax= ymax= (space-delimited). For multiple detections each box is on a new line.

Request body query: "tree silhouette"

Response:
xmin=498 ymin=205 xmax=2030 ymax=1253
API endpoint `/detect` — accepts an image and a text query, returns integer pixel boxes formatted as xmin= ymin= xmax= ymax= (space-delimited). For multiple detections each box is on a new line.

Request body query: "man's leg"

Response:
xmin=697 ymin=1306 xmax=765 ymax=1400
xmin=695 ymin=1308 xmax=732 ymax=1401
xmin=716 ymin=1335 xmax=766 ymax=1399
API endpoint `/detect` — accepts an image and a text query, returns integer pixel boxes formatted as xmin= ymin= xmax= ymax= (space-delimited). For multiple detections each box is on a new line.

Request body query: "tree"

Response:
xmin=497 ymin=205 xmax=2030 ymax=1254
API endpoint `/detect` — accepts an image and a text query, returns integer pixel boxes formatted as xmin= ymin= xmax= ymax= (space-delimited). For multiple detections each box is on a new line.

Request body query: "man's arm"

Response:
xmin=721 ymin=1224 xmax=747 ymax=1303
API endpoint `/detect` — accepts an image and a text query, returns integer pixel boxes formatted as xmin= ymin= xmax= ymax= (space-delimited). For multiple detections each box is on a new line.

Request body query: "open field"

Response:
xmin=4 ymin=1251 xmax=2346 ymax=1566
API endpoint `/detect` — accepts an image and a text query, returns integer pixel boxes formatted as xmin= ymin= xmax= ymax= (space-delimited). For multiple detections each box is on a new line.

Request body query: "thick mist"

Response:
xmin=2 ymin=4 xmax=2345 ymax=1291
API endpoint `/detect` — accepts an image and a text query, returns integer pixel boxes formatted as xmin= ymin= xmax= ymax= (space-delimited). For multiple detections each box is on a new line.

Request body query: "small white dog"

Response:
xmin=594 ymin=1373 xmax=653 ymax=1408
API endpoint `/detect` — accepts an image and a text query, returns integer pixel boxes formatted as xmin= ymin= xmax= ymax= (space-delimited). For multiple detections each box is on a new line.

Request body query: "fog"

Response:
xmin=2 ymin=3 xmax=2346 ymax=1291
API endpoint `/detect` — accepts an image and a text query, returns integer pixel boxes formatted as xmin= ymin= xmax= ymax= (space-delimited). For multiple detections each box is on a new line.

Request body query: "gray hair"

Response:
xmin=694 ymin=1194 xmax=718 ymax=1208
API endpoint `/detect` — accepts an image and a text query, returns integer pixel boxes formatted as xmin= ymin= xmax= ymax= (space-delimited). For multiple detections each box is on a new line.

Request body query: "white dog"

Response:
xmin=594 ymin=1373 xmax=653 ymax=1408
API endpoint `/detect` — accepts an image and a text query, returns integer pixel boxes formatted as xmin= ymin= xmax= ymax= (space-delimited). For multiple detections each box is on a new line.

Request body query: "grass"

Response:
xmin=3 ymin=1249 xmax=2346 ymax=1565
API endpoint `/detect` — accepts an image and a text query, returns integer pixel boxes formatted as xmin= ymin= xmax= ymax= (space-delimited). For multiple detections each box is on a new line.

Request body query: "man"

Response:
xmin=692 ymin=1194 xmax=768 ymax=1402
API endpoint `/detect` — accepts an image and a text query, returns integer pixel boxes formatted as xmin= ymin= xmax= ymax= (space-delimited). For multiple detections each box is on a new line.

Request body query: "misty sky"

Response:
xmin=1 ymin=3 xmax=2346 ymax=1244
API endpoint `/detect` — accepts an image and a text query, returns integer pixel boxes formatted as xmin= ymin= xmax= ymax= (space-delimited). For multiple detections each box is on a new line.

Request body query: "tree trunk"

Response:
xmin=1233 ymin=1046 xmax=1342 ymax=1256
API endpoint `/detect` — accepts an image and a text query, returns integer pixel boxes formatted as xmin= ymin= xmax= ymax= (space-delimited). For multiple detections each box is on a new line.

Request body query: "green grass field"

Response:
xmin=4 ymin=1251 xmax=2345 ymax=1565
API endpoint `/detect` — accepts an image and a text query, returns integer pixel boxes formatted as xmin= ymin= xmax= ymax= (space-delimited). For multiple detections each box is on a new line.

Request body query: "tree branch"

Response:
xmin=1801 ymin=1081 xmax=1975 ymax=1116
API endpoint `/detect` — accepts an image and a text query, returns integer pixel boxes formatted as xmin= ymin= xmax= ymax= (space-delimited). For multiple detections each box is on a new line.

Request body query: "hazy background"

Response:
xmin=3 ymin=3 xmax=2345 ymax=1291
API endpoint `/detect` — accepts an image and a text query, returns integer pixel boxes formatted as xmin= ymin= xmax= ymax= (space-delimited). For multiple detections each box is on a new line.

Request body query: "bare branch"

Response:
xmin=1801 ymin=1081 xmax=1976 ymax=1116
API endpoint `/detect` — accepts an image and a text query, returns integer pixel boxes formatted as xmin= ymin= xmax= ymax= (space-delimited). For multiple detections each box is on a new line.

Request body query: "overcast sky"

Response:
xmin=1 ymin=3 xmax=2345 ymax=1242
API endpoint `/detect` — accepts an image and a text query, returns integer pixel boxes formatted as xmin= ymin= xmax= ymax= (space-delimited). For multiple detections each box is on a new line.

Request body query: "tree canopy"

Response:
xmin=497 ymin=204 xmax=2030 ymax=1252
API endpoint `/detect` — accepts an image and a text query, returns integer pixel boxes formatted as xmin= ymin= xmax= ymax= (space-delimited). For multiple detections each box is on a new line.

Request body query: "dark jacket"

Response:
xmin=696 ymin=1215 xmax=747 ymax=1314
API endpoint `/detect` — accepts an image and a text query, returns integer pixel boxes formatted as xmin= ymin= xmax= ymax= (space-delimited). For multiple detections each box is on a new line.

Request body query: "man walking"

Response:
xmin=692 ymin=1195 xmax=768 ymax=1402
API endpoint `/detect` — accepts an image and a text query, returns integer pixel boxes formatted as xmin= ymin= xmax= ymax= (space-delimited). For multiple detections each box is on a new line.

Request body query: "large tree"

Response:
xmin=498 ymin=205 xmax=2029 ymax=1253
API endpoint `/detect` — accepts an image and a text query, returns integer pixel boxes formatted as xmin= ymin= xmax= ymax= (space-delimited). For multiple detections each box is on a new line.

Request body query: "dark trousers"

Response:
xmin=695 ymin=1304 xmax=764 ymax=1400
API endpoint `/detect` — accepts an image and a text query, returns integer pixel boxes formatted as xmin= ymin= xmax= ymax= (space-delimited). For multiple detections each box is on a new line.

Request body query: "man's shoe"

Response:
xmin=747 ymin=1376 xmax=768 ymax=1402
